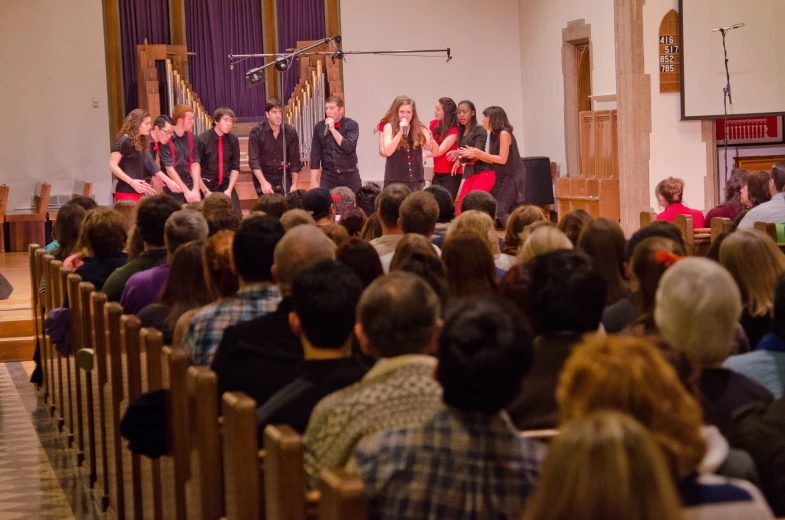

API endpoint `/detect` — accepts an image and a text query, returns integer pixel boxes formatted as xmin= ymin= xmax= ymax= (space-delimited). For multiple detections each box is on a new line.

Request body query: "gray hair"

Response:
xmin=330 ymin=186 xmax=356 ymax=215
xmin=273 ymin=225 xmax=336 ymax=295
xmin=164 ymin=210 xmax=208 ymax=255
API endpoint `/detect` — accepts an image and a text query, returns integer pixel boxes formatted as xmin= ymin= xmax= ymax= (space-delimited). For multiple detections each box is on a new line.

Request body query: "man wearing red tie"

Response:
xmin=197 ymin=107 xmax=241 ymax=213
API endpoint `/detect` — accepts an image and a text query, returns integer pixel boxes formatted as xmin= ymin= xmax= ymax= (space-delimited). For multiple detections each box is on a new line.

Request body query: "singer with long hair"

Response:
xmin=459 ymin=106 xmax=526 ymax=227
xmin=428 ymin=97 xmax=462 ymax=200
xmin=451 ymin=100 xmax=495 ymax=214
xmin=109 ymin=108 xmax=179 ymax=202
xmin=377 ymin=96 xmax=432 ymax=190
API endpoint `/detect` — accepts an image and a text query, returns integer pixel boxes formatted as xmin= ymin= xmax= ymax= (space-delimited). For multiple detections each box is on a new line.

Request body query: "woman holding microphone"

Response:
xmin=377 ymin=96 xmax=432 ymax=191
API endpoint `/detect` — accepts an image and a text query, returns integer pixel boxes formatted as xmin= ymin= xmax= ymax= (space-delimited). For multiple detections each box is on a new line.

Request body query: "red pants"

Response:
xmin=456 ymin=170 xmax=496 ymax=215
xmin=114 ymin=192 xmax=143 ymax=203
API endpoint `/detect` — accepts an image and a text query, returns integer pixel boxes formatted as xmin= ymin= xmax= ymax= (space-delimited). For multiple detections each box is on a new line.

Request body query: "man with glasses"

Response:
xmin=149 ymin=115 xmax=174 ymax=163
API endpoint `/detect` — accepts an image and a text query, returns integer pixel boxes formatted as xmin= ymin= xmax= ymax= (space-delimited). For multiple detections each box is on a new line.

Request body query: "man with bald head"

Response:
xmin=212 ymin=224 xmax=336 ymax=406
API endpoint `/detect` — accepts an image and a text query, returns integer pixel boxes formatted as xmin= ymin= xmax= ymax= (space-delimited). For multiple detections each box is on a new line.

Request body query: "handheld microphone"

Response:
xmin=401 ymin=118 xmax=408 ymax=137
xmin=712 ymin=23 xmax=745 ymax=32
xmin=324 ymin=123 xmax=329 ymax=137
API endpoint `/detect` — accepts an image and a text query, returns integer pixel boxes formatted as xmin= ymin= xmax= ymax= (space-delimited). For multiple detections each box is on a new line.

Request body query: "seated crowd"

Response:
xmin=39 ymin=170 xmax=785 ymax=519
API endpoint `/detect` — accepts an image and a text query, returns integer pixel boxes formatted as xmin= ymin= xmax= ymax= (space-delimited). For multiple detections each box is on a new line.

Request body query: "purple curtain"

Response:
xmin=185 ymin=0 xmax=267 ymax=119
xmin=277 ymin=0 xmax=326 ymax=103
xmin=119 ymin=0 xmax=170 ymax=114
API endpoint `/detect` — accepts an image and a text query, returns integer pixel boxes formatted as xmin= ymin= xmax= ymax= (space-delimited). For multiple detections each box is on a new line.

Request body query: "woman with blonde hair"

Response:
xmin=500 ymin=205 xmax=545 ymax=257
xmin=558 ymin=335 xmax=775 ymax=519
xmin=517 ymin=225 xmax=572 ymax=264
xmin=523 ymin=411 xmax=684 ymax=520
xmin=445 ymin=209 xmax=514 ymax=271
xmin=720 ymin=229 xmax=785 ymax=348
xmin=388 ymin=233 xmax=439 ymax=272
xmin=377 ymin=96 xmax=432 ymax=190
xmin=442 ymin=230 xmax=498 ymax=298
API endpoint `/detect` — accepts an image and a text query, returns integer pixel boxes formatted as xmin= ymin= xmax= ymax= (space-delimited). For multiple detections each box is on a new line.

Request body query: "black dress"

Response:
xmin=383 ymin=124 xmax=424 ymax=191
xmin=458 ymin=124 xmax=492 ymax=178
xmin=489 ymin=131 xmax=526 ymax=227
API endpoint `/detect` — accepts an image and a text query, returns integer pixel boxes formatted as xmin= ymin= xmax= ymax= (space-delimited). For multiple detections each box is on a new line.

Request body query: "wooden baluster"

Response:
xmin=105 ymin=302 xmax=126 ymax=520
xmin=122 ymin=314 xmax=144 ymax=520
xmin=91 ymin=291 xmax=110 ymax=511
xmin=222 ymin=392 xmax=260 ymax=520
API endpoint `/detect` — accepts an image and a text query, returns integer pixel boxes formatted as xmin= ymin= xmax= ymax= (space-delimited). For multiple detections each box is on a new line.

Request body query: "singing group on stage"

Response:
xmin=109 ymin=95 xmax=526 ymax=220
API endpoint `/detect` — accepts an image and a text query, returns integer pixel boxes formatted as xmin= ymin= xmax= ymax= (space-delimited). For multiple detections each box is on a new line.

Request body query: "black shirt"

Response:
xmin=310 ymin=117 xmax=359 ymax=172
xmin=248 ymin=120 xmax=302 ymax=174
xmin=383 ymin=127 xmax=424 ymax=185
xmin=159 ymin=131 xmax=197 ymax=175
xmin=211 ymin=298 xmax=304 ymax=407
xmin=196 ymin=129 xmax=240 ymax=191
xmin=255 ymin=356 xmax=369 ymax=443
xmin=458 ymin=124 xmax=491 ymax=178
xmin=111 ymin=135 xmax=161 ymax=193
xmin=74 ymin=253 xmax=129 ymax=291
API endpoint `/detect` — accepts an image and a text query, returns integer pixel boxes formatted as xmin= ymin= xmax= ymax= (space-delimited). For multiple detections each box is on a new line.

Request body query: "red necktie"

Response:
xmin=218 ymin=135 xmax=224 ymax=186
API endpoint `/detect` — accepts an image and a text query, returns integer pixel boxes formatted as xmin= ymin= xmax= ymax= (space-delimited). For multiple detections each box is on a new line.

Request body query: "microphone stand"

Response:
xmin=719 ymin=28 xmax=733 ymax=182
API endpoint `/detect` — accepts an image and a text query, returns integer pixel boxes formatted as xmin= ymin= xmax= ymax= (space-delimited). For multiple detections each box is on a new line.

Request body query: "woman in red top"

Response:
xmin=655 ymin=176 xmax=705 ymax=227
xmin=428 ymin=97 xmax=462 ymax=200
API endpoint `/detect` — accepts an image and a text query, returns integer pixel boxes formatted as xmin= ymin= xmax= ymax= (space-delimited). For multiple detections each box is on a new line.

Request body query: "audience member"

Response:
xmin=256 ymin=261 xmax=368 ymax=439
xmin=423 ymin=184 xmax=455 ymax=240
xmin=720 ymin=229 xmax=785 ymax=348
xmin=125 ymin=223 xmax=144 ymax=262
xmin=388 ymin=234 xmax=439 ymax=272
xmin=706 ymin=169 xmax=749 ymax=222
xmin=655 ymin=177 xmax=705 ymax=227
xmin=523 ymin=411 xmax=684 ymax=520
xmin=578 ymin=218 xmax=630 ymax=307
xmin=51 ymin=202 xmax=86 ymax=263
xmin=392 ymin=253 xmax=449 ymax=309
xmin=557 ymin=208 xmax=592 ymax=246
xmin=206 ymin=209 xmax=242 ymax=236
xmin=212 ymin=225 xmax=335 ymax=404
xmin=330 ymin=186 xmax=356 ymax=216
xmin=355 ymin=298 xmax=543 ymax=519
xmin=183 ymin=200 xmax=204 ymax=212
xmin=303 ymin=272 xmax=443 ymax=488
xmin=336 ymin=238 xmax=384 ymax=288
xmin=517 ymin=225 xmax=572 ymax=264
xmin=73 ymin=208 xmax=129 ymax=291
xmin=338 ymin=207 xmax=367 ymax=237
xmin=285 ymin=189 xmax=307 ymax=210
xmin=507 ymin=249 xmax=606 ymax=430
xmin=103 ymin=195 xmax=181 ymax=301
xmin=369 ymin=184 xmax=411 ymax=256
xmin=378 ymin=192 xmax=440 ymax=271
xmin=182 ymin=216 xmax=284 ymax=366
xmin=171 ymin=230 xmax=238 ymax=348
xmin=279 ymin=209 xmax=315 ymax=231
xmin=360 ymin=212 xmax=383 ymax=241
xmin=201 ymin=192 xmax=234 ymax=220
xmin=736 ymin=170 xmax=773 ymax=227
xmin=120 ymin=210 xmax=208 ymax=315
xmin=112 ymin=200 xmax=136 ymax=232
xmin=498 ymin=263 xmax=531 ymax=318
xmin=445 ymin=210 xmax=508 ymax=272
xmin=501 ymin=205 xmax=546 ymax=258
xmin=739 ymin=163 xmax=785 ymax=229
xmin=320 ymin=222 xmax=350 ymax=247
xmin=138 ymin=241 xmax=211 ymax=344
xmin=601 ymin=221 xmax=685 ymax=333
xmin=355 ymin=182 xmax=382 ymax=220
xmin=303 ymin=188 xmax=337 ymax=226
xmin=460 ymin=190 xmax=496 ymax=221
xmin=725 ymin=272 xmax=785 ymax=398
xmin=251 ymin=193 xmax=288 ymax=219
xmin=558 ymin=335 xmax=774 ymax=519
xmin=655 ymin=257 xmax=774 ymax=435
xmin=443 ymin=230 xmax=498 ymax=298
xmin=69 ymin=195 xmax=98 ymax=212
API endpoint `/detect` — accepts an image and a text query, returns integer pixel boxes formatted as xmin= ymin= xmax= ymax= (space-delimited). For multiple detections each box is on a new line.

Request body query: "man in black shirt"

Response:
xmin=248 ymin=99 xmax=302 ymax=195
xmin=197 ymin=107 xmax=241 ymax=213
xmin=160 ymin=104 xmax=202 ymax=203
xmin=256 ymin=259 xmax=368 ymax=440
xmin=310 ymin=96 xmax=361 ymax=192
xmin=148 ymin=115 xmax=174 ymax=163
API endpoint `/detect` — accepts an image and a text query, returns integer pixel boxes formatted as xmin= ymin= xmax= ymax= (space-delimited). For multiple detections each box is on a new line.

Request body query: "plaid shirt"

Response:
xmin=181 ymin=284 xmax=282 ymax=366
xmin=354 ymin=406 xmax=545 ymax=520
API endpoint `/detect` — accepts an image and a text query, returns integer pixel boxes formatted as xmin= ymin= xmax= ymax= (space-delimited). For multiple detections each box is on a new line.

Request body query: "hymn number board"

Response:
xmin=659 ymin=9 xmax=681 ymax=94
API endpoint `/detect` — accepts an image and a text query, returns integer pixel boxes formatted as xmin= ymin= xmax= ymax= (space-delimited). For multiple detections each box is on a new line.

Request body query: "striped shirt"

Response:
xmin=182 ymin=284 xmax=282 ymax=366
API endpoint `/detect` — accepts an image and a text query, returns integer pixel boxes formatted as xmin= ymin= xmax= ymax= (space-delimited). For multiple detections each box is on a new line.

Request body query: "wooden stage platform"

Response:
xmin=0 ymin=253 xmax=35 ymax=362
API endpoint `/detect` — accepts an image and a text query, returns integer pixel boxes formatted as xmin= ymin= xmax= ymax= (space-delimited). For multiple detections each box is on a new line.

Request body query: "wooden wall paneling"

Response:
xmin=599 ymin=179 xmax=620 ymax=221
xmin=103 ymin=0 xmax=124 ymax=136
xmin=595 ymin=110 xmax=617 ymax=179
xmin=170 ymin=0 xmax=186 ymax=46
xmin=579 ymin=111 xmax=596 ymax=178
xmin=262 ymin=0 xmax=280 ymax=100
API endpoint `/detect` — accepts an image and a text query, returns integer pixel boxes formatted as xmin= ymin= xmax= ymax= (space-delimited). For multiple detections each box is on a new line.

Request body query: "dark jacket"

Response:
xmin=506 ymin=333 xmax=583 ymax=430
xmin=699 ymin=368 xmax=773 ymax=436
xmin=728 ymin=397 xmax=785 ymax=516
xmin=74 ymin=253 xmax=129 ymax=291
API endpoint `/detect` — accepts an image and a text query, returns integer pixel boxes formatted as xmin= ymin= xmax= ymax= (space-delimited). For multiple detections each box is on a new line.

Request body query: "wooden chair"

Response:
xmin=639 ymin=211 xmax=657 ymax=228
xmin=6 ymin=182 xmax=51 ymax=252
xmin=74 ymin=180 xmax=94 ymax=198
xmin=318 ymin=469 xmax=368 ymax=520
xmin=90 ymin=291 xmax=111 ymax=511
xmin=0 ymin=184 xmax=9 ymax=252
xmin=710 ymin=217 xmax=732 ymax=242
xmin=674 ymin=215 xmax=711 ymax=256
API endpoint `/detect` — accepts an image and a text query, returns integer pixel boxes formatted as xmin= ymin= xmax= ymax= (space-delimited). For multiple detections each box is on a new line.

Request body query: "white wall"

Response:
xmin=644 ymin=0 xmax=708 ymax=211
xmin=517 ymin=0 xmax=616 ymax=175
xmin=340 ymin=0 xmax=524 ymax=185
xmin=0 ymin=0 xmax=111 ymax=210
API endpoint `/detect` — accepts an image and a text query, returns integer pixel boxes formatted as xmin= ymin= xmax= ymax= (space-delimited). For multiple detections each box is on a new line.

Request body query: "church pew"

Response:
xmin=755 ymin=221 xmax=778 ymax=242
xmin=40 ymin=254 xmax=61 ymax=424
xmin=639 ymin=211 xmax=657 ymax=228
xmin=32 ymin=248 xmax=51 ymax=408
xmin=221 ymin=392 xmax=261 ymax=520
xmin=318 ymin=469 xmax=368 ymax=520
xmin=45 ymin=256 xmax=68 ymax=433
xmin=67 ymin=273 xmax=86 ymax=466
xmin=140 ymin=328 xmax=165 ymax=520
xmin=90 ymin=291 xmax=111 ymax=510
xmin=121 ymin=314 xmax=145 ymax=520
xmin=163 ymin=346 xmax=191 ymax=520
xmin=710 ymin=217 xmax=732 ymax=242
xmin=76 ymin=281 xmax=97 ymax=489
xmin=28 ymin=244 xmax=44 ymax=393
xmin=674 ymin=215 xmax=710 ymax=256
xmin=105 ymin=302 xmax=128 ymax=519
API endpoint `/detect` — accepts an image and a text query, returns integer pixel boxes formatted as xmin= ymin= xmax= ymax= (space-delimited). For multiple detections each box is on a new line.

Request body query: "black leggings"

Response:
xmin=431 ymin=173 xmax=462 ymax=201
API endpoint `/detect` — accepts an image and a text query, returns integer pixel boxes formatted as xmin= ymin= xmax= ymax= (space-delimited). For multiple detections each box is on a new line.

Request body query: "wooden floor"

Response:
xmin=0 ymin=252 xmax=35 ymax=362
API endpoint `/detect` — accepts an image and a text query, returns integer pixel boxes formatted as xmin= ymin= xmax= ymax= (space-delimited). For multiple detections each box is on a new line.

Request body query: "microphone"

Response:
xmin=401 ymin=118 xmax=408 ymax=137
xmin=712 ymin=23 xmax=745 ymax=32
xmin=324 ymin=122 xmax=329 ymax=137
